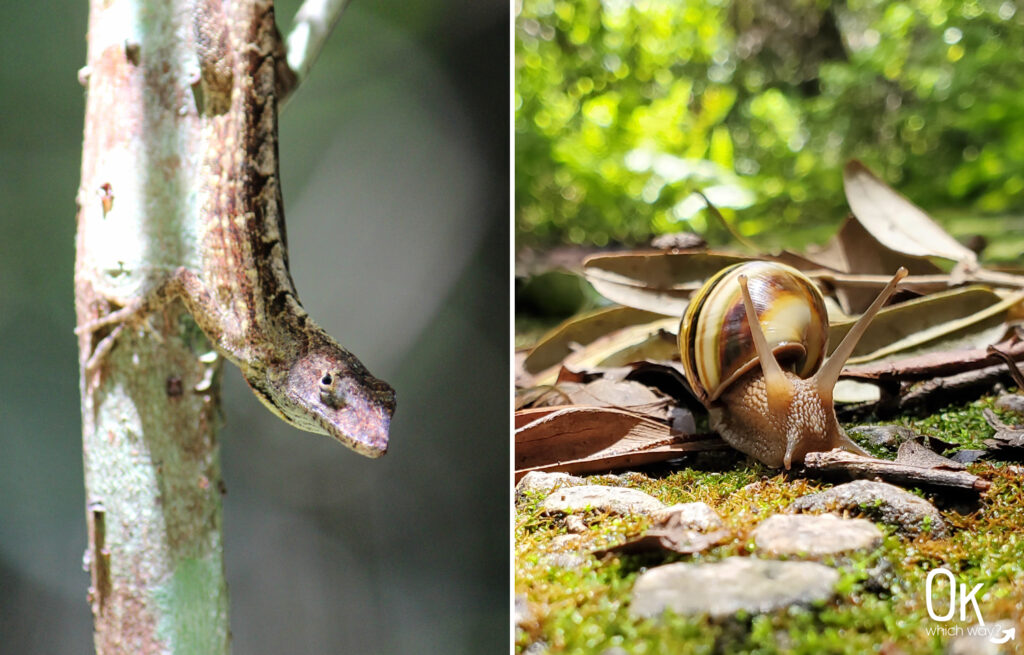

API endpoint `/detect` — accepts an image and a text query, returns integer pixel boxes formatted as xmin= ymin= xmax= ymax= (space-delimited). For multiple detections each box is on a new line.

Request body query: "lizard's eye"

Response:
xmin=318 ymin=372 xmax=347 ymax=409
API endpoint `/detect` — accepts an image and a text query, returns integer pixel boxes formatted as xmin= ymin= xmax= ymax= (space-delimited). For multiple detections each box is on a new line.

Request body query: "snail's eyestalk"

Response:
xmin=737 ymin=274 xmax=791 ymax=401
xmin=738 ymin=273 xmax=803 ymax=469
xmin=812 ymin=267 xmax=908 ymax=400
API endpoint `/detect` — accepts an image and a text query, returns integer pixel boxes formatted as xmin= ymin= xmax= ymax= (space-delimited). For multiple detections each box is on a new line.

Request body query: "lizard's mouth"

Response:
xmin=271 ymin=347 xmax=396 ymax=457
xmin=281 ymin=372 xmax=394 ymax=458
xmin=311 ymin=394 xmax=392 ymax=458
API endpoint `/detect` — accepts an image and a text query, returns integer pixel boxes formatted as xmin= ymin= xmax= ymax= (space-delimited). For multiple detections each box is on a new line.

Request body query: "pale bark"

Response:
xmin=76 ymin=0 xmax=230 ymax=651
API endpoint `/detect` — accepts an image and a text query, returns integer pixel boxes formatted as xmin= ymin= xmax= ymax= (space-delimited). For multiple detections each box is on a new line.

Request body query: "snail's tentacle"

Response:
xmin=812 ymin=267 xmax=908 ymax=399
xmin=737 ymin=273 xmax=791 ymax=402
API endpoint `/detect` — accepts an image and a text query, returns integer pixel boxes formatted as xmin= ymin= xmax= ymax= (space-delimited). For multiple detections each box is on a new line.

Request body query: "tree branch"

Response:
xmin=284 ymin=0 xmax=352 ymax=97
xmin=76 ymin=0 xmax=230 ymax=651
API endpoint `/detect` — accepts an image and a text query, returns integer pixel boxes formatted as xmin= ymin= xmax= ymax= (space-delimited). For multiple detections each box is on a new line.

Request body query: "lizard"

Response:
xmin=80 ymin=0 xmax=395 ymax=458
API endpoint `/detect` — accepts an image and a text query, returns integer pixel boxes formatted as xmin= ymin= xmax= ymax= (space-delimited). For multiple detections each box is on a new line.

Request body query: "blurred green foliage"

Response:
xmin=515 ymin=0 xmax=1024 ymax=249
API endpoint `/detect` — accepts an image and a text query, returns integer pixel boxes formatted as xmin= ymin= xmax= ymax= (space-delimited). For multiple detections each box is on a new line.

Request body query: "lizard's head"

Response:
xmin=249 ymin=347 xmax=396 ymax=458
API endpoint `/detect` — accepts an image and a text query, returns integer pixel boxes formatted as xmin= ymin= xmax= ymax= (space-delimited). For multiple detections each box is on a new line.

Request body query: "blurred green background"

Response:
xmin=0 ymin=1 xmax=506 ymax=653
xmin=516 ymin=0 xmax=1024 ymax=258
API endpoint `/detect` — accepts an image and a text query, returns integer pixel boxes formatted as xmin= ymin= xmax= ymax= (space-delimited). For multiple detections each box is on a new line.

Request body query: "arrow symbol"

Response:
xmin=990 ymin=627 xmax=1015 ymax=644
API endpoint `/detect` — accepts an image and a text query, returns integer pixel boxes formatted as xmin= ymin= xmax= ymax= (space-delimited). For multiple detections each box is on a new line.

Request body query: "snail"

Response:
xmin=679 ymin=261 xmax=907 ymax=469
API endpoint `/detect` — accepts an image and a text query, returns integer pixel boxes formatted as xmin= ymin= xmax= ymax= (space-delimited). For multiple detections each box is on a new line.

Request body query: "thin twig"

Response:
xmin=695 ymin=190 xmax=761 ymax=253
xmin=802 ymin=449 xmax=990 ymax=493
xmin=987 ymin=344 xmax=1024 ymax=390
xmin=284 ymin=0 xmax=352 ymax=96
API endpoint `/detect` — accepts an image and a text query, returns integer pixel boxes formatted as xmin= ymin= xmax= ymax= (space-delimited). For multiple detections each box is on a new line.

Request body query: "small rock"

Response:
xmin=791 ymin=480 xmax=949 ymax=538
xmin=550 ymin=534 xmax=582 ymax=550
xmin=668 ymin=406 xmax=697 ymax=434
xmin=652 ymin=502 xmax=724 ymax=531
xmin=514 ymin=594 xmax=533 ymax=628
xmin=540 ymin=485 xmax=665 ymax=516
xmin=847 ymin=425 xmax=919 ymax=449
xmin=597 ymin=527 xmax=729 ymax=557
xmin=862 ymin=557 xmax=894 ymax=594
xmin=564 ymin=515 xmax=587 ymax=534
xmin=516 ymin=471 xmax=586 ymax=504
xmin=611 ymin=471 xmax=652 ymax=486
xmin=539 ymin=552 xmax=588 ymax=569
xmin=995 ymin=393 xmax=1024 ymax=417
xmin=596 ymin=502 xmax=729 ymax=557
xmin=946 ymin=621 xmax=1015 ymax=654
xmin=523 ymin=642 xmax=549 ymax=655
xmin=630 ymin=557 xmax=839 ymax=619
xmin=753 ymin=514 xmax=882 ymax=557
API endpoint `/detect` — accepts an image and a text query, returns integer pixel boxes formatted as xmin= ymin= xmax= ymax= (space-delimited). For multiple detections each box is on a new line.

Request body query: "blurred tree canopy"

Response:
xmin=515 ymin=0 xmax=1024 ymax=251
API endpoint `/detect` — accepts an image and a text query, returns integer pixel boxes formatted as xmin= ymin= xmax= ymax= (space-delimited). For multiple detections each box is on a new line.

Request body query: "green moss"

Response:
xmin=900 ymin=395 xmax=1005 ymax=452
xmin=516 ymin=393 xmax=1024 ymax=653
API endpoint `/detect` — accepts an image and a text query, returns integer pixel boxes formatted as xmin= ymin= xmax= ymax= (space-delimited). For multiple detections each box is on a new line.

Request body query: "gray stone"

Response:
xmin=753 ymin=514 xmax=882 ymax=557
xmin=542 ymin=533 xmax=589 ymax=569
xmin=564 ymin=514 xmax=587 ymax=534
xmin=847 ymin=424 xmax=919 ymax=449
xmin=791 ymin=479 xmax=948 ymax=538
xmin=540 ymin=485 xmax=665 ymax=516
xmin=516 ymin=471 xmax=586 ymax=504
xmin=514 ymin=594 xmax=532 ymax=628
xmin=994 ymin=393 xmax=1024 ymax=417
xmin=539 ymin=552 xmax=588 ymax=569
xmin=946 ymin=621 xmax=1015 ymax=654
xmin=595 ymin=502 xmax=729 ymax=557
xmin=590 ymin=471 xmax=650 ymax=486
xmin=652 ymin=502 xmax=724 ymax=531
xmin=630 ymin=557 xmax=838 ymax=619
xmin=550 ymin=534 xmax=582 ymax=550
xmin=523 ymin=642 xmax=549 ymax=655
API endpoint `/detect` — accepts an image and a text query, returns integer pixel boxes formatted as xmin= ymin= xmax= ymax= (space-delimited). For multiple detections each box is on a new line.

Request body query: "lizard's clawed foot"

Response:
xmin=78 ymin=299 xmax=162 ymax=377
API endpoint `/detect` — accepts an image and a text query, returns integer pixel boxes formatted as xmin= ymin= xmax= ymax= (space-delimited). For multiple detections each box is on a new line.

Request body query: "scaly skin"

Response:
xmin=710 ymin=368 xmax=866 ymax=469
xmin=84 ymin=0 xmax=395 ymax=457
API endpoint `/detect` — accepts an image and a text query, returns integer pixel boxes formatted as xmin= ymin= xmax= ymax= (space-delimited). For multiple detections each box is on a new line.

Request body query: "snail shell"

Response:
xmin=680 ymin=261 xmax=828 ymax=404
xmin=678 ymin=261 xmax=907 ymax=468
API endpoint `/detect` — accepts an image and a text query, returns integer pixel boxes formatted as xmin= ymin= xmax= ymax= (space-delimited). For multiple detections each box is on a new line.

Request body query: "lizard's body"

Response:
xmin=84 ymin=0 xmax=395 ymax=457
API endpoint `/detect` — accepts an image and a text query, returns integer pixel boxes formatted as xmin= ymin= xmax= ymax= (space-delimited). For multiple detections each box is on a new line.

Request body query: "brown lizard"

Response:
xmin=81 ymin=0 xmax=395 ymax=458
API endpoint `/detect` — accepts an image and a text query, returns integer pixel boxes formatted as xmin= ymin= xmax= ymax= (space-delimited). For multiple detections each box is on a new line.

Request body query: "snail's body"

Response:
xmin=679 ymin=261 xmax=907 ymax=469
xmin=710 ymin=367 xmax=866 ymax=468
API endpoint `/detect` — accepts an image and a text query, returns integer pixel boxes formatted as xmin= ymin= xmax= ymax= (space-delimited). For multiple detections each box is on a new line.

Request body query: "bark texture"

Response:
xmin=76 ymin=0 xmax=230 ymax=652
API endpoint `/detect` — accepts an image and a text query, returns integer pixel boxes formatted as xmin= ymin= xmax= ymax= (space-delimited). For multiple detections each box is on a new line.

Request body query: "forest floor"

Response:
xmin=514 ymin=392 xmax=1024 ymax=654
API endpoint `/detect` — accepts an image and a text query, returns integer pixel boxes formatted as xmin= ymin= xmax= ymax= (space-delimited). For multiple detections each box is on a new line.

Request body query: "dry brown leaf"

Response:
xmin=522 ymin=305 xmax=667 ymax=379
xmin=842 ymin=339 xmax=1024 ymax=382
xmin=982 ymin=408 xmax=1024 ymax=450
xmin=581 ymin=251 xmax=751 ymax=316
xmin=562 ymin=378 xmax=671 ymax=413
xmin=827 ymin=286 xmax=1022 ymax=364
xmin=529 ymin=318 xmax=679 ymax=387
xmin=514 ymin=406 xmax=726 ymax=481
xmin=595 ymin=527 xmax=731 ymax=557
xmin=894 ymin=440 xmax=965 ymax=471
xmin=843 ymin=160 xmax=977 ymax=266
xmin=822 ymin=216 xmax=947 ymax=313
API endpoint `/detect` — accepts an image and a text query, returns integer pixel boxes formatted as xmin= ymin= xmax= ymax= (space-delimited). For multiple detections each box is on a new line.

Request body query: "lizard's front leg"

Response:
xmin=77 ymin=268 xmax=230 ymax=376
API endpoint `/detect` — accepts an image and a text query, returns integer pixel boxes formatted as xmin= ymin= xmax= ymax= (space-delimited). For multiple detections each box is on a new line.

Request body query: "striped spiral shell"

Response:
xmin=679 ymin=261 xmax=829 ymax=404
